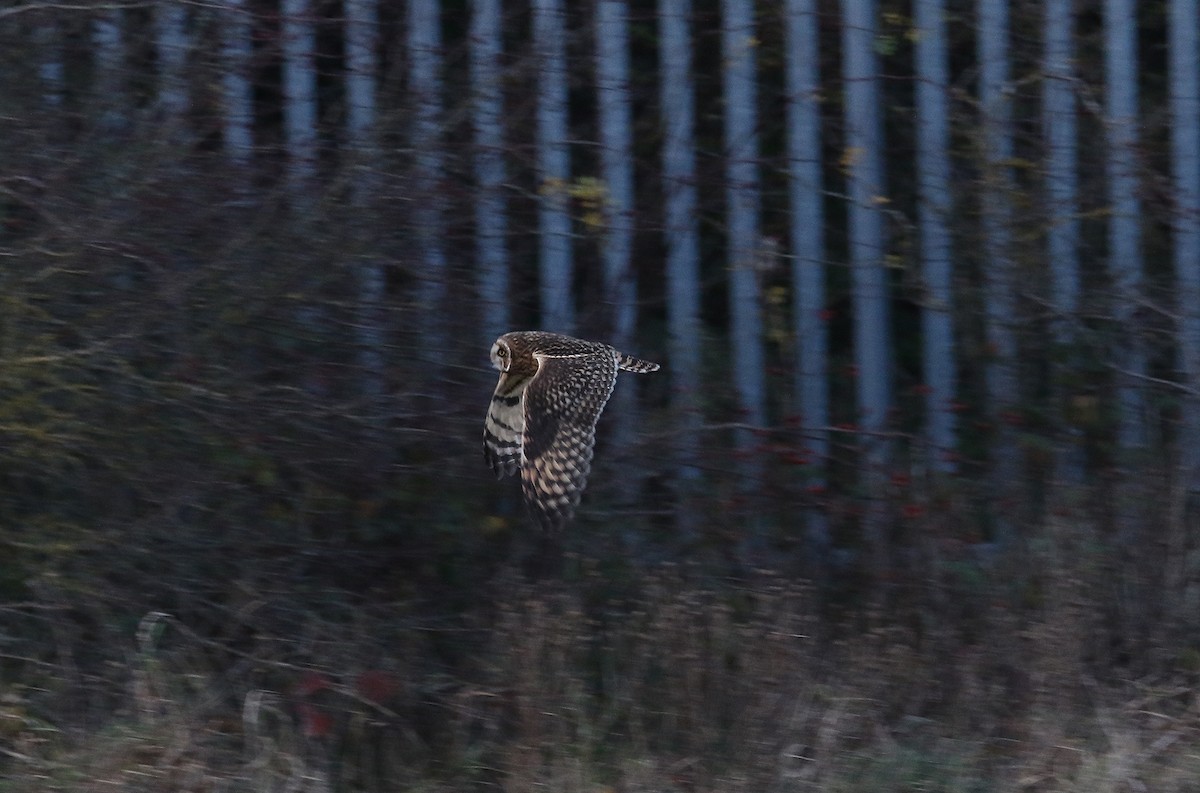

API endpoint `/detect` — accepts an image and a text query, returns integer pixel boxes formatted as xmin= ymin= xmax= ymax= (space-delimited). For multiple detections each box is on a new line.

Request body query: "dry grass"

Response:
xmin=4 ymin=532 xmax=1200 ymax=793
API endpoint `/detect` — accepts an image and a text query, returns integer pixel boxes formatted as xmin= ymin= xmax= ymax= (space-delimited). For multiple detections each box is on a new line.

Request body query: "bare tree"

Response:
xmin=596 ymin=0 xmax=639 ymax=459
xmin=1104 ymin=0 xmax=1146 ymax=455
xmin=345 ymin=0 xmax=387 ymax=417
xmin=841 ymin=0 xmax=891 ymax=574
xmin=222 ymin=0 xmax=254 ymax=171
xmin=914 ymin=0 xmax=956 ymax=474
xmin=840 ymin=0 xmax=890 ymax=442
xmin=155 ymin=1 xmax=189 ymax=131
xmin=409 ymin=0 xmax=448 ymax=353
xmin=722 ymin=0 xmax=766 ymax=486
xmin=281 ymin=0 xmax=317 ymax=195
xmin=1171 ymin=0 xmax=1200 ymax=491
xmin=346 ymin=0 xmax=378 ymax=169
xmin=534 ymin=0 xmax=574 ymax=332
xmin=978 ymin=0 xmax=1019 ymax=546
xmin=92 ymin=6 xmax=126 ymax=133
xmin=472 ymin=0 xmax=510 ymax=347
xmin=785 ymin=0 xmax=830 ymax=553
xmin=659 ymin=0 xmax=703 ymax=534
xmin=37 ymin=14 xmax=64 ymax=109
xmin=1043 ymin=0 xmax=1082 ymax=482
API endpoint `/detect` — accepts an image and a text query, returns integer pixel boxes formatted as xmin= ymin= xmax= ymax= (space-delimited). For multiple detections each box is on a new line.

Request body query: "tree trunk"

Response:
xmin=92 ymin=7 xmax=126 ymax=134
xmin=222 ymin=0 xmax=254 ymax=171
xmin=841 ymin=0 xmax=891 ymax=578
xmin=346 ymin=0 xmax=387 ymax=430
xmin=915 ymin=0 xmax=956 ymax=475
xmin=534 ymin=0 xmax=574 ymax=333
xmin=408 ymin=0 xmax=448 ymax=355
xmin=472 ymin=0 xmax=510 ymax=347
xmin=722 ymin=0 xmax=767 ymax=492
xmin=659 ymin=0 xmax=703 ymax=539
xmin=1104 ymin=0 xmax=1146 ymax=456
xmin=978 ymin=0 xmax=1020 ymax=548
xmin=1043 ymin=0 xmax=1083 ymax=483
xmin=1171 ymin=0 xmax=1200 ymax=493
xmin=156 ymin=2 xmax=189 ymax=132
xmin=596 ymin=0 xmax=640 ymax=475
xmin=281 ymin=0 xmax=317 ymax=197
xmin=785 ymin=0 xmax=830 ymax=560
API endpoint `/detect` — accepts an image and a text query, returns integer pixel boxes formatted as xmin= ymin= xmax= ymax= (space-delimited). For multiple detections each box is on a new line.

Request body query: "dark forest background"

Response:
xmin=2 ymin=0 xmax=1200 ymax=790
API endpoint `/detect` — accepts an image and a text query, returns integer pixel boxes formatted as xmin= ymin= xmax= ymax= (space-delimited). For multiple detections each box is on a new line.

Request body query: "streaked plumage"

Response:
xmin=484 ymin=331 xmax=660 ymax=531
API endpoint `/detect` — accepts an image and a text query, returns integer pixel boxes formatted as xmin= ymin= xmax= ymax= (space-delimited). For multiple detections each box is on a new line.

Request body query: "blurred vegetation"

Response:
xmin=5 ymin=535 xmax=1200 ymax=792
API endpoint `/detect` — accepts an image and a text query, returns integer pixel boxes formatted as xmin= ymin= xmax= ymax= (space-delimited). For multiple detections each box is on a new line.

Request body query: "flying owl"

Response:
xmin=484 ymin=331 xmax=660 ymax=531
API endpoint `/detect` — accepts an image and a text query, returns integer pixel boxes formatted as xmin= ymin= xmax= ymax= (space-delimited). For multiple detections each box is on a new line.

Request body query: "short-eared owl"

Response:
xmin=484 ymin=331 xmax=660 ymax=531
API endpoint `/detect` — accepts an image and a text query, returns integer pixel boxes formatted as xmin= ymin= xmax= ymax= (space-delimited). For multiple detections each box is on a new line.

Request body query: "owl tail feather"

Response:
xmin=616 ymin=353 xmax=661 ymax=374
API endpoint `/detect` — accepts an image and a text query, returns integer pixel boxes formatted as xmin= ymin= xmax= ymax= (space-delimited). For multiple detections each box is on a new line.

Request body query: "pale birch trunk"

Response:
xmin=472 ymin=0 xmax=510 ymax=346
xmin=978 ymin=0 xmax=1019 ymax=547
xmin=1043 ymin=0 xmax=1083 ymax=483
xmin=408 ymin=0 xmax=448 ymax=354
xmin=659 ymin=0 xmax=703 ymax=537
xmin=841 ymin=0 xmax=891 ymax=576
xmin=915 ymin=0 xmax=956 ymax=474
xmin=533 ymin=0 xmax=574 ymax=332
xmin=721 ymin=0 xmax=766 ymax=481
xmin=785 ymin=0 xmax=830 ymax=557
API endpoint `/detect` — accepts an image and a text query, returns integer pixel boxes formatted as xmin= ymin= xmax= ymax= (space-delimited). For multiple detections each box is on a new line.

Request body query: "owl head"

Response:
xmin=490 ymin=337 xmax=513 ymax=372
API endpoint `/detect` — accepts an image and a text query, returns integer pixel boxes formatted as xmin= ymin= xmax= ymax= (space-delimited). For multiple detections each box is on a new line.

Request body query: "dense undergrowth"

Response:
xmin=4 ymin=500 xmax=1200 ymax=792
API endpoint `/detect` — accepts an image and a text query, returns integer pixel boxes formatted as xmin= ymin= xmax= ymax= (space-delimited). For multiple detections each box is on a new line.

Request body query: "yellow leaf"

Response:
xmin=483 ymin=515 xmax=510 ymax=535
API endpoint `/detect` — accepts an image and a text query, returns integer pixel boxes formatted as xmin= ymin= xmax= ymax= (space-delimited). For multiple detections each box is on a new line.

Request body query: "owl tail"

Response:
xmin=616 ymin=353 xmax=661 ymax=374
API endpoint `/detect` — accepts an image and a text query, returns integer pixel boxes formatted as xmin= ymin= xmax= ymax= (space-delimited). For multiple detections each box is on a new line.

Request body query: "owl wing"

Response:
xmin=520 ymin=350 xmax=619 ymax=531
xmin=484 ymin=375 xmax=527 ymax=479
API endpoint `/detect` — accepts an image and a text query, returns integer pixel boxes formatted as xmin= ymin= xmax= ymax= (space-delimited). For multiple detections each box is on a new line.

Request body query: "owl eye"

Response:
xmin=497 ymin=347 xmax=508 ymax=358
